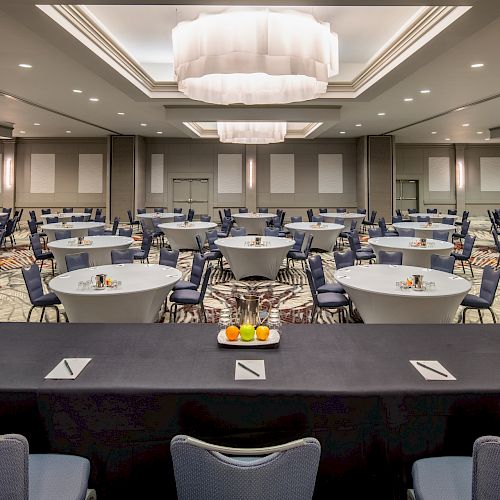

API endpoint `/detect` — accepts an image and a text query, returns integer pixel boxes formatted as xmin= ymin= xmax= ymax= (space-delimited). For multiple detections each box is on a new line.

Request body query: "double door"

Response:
xmin=173 ymin=178 xmax=209 ymax=215
xmin=396 ymin=180 xmax=419 ymax=212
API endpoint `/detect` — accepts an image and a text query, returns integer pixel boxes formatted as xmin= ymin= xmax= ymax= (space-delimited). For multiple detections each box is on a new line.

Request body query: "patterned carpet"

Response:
xmin=1 ymin=218 xmax=498 ymax=324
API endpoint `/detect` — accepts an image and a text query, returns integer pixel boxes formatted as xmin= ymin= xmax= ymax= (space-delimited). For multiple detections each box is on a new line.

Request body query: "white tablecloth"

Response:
xmin=49 ymin=263 xmax=181 ymax=323
xmin=368 ymin=237 xmax=453 ymax=268
xmin=393 ymin=222 xmax=456 ymax=240
xmin=322 ymin=213 xmax=365 ymax=230
xmin=216 ymin=236 xmax=294 ymax=280
xmin=41 ymin=212 xmax=91 ymax=223
xmin=158 ymin=222 xmax=217 ymax=250
xmin=409 ymin=213 xmax=459 ymax=222
xmin=41 ymin=222 xmax=106 ymax=242
xmin=284 ymin=222 xmax=344 ymax=251
xmin=137 ymin=212 xmax=177 ymax=221
xmin=334 ymin=264 xmax=471 ymax=324
xmin=48 ymin=236 xmax=134 ymax=273
xmin=233 ymin=213 xmax=276 ymax=235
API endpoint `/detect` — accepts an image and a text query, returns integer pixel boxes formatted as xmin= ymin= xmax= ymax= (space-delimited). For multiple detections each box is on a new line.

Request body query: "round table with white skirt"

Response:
xmin=41 ymin=222 xmax=106 ymax=242
xmin=216 ymin=236 xmax=294 ymax=280
xmin=41 ymin=212 xmax=91 ymax=223
xmin=232 ymin=213 xmax=276 ymax=235
xmin=408 ymin=213 xmax=459 ymax=223
xmin=137 ymin=212 xmax=177 ymax=222
xmin=322 ymin=213 xmax=365 ymax=231
xmin=158 ymin=221 xmax=217 ymax=250
xmin=48 ymin=235 xmax=135 ymax=273
xmin=334 ymin=264 xmax=471 ymax=324
xmin=393 ymin=222 xmax=456 ymax=241
xmin=284 ymin=222 xmax=344 ymax=251
xmin=368 ymin=237 xmax=454 ymax=268
xmin=49 ymin=263 xmax=182 ymax=323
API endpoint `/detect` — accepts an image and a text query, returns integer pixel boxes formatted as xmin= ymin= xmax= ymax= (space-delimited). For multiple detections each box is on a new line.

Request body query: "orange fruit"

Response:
xmin=256 ymin=325 xmax=270 ymax=341
xmin=225 ymin=325 xmax=239 ymax=341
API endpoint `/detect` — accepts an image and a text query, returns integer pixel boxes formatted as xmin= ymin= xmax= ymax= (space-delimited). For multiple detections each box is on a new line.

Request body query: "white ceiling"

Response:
xmin=0 ymin=1 xmax=500 ymax=143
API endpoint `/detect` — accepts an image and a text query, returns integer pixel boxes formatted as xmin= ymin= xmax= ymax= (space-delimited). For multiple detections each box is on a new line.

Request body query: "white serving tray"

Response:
xmin=217 ymin=329 xmax=280 ymax=348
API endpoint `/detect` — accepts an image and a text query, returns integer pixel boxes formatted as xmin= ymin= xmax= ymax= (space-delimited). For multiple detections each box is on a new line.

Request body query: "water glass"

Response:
xmin=218 ymin=308 xmax=232 ymax=330
xmin=267 ymin=307 xmax=281 ymax=333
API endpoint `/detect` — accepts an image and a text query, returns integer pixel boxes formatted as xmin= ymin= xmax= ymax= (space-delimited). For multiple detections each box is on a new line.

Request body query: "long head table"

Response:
xmin=1 ymin=323 xmax=500 ymax=499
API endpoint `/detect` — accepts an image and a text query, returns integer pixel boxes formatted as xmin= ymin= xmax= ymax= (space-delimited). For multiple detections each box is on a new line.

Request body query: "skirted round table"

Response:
xmin=49 ymin=263 xmax=182 ymax=323
xmin=322 ymin=212 xmax=365 ymax=231
xmin=41 ymin=222 xmax=106 ymax=242
xmin=334 ymin=264 xmax=471 ymax=324
xmin=41 ymin=212 xmax=91 ymax=223
xmin=393 ymin=222 xmax=456 ymax=241
xmin=158 ymin=221 xmax=217 ymax=250
xmin=284 ymin=222 xmax=344 ymax=251
xmin=409 ymin=213 xmax=459 ymax=223
xmin=232 ymin=213 xmax=276 ymax=235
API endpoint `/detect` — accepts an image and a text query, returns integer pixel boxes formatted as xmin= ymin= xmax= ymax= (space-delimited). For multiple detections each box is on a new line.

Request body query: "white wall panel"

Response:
xmin=30 ymin=154 xmax=55 ymax=193
xmin=150 ymin=154 xmax=164 ymax=194
xmin=217 ymin=154 xmax=242 ymax=193
xmin=428 ymin=157 xmax=450 ymax=191
xmin=78 ymin=154 xmax=103 ymax=193
xmin=480 ymin=157 xmax=500 ymax=191
xmin=318 ymin=154 xmax=343 ymax=193
xmin=270 ymin=154 xmax=294 ymax=193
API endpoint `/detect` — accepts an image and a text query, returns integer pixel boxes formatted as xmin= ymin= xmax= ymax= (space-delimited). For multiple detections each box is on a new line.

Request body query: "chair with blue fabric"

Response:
xmin=286 ymin=231 xmax=305 ymax=268
xmin=153 ymin=207 xmax=164 ymax=213
xmin=62 ymin=207 xmax=73 ymax=213
xmin=409 ymin=435 xmax=500 ymax=500
xmin=187 ymin=208 xmax=195 ymax=222
xmin=127 ymin=209 xmax=140 ymax=231
xmin=306 ymin=267 xmax=348 ymax=322
xmin=308 ymin=254 xmax=344 ymax=294
xmin=29 ymin=210 xmax=43 ymax=227
xmin=452 ymin=220 xmax=470 ymax=243
xmin=174 ymin=207 xmax=183 ymax=214
xmin=71 ymin=216 xmax=85 ymax=222
xmin=426 ymin=208 xmax=437 ymax=213
xmin=378 ymin=250 xmax=403 ymax=265
xmin=461 ymin=265 xmax=500 ymax=323
xmin=264 ymin=227 xmax=280 ymax=237
xmin=45 ymin=216 xmax=59 ymax=224
xmin=94 ymin=215 xmax=106 ymax=223
xmin=311 ymin=215 xmax=323 ymax=223
xmin=28 ymin=219 xmax=47 ymax=248
xmin=430 ymin=254 xmax=455 ymax=274
xmin=379 ymin=217 xmax=398 ymax=236
xmin=397 ymin=228 xmax=415 ymax=238
xmin=357 ymin=208 xmax=367 ymax=225
xmin=408 ymin=208 xmax=418 ymax=214
xmin=348 ymin=230 xmax=376 ymax=264
xmin=200 ymin=215 xmax=211 ymax=222
xmin=203 ymin=230 xmax=224 ymax=269
xmin=84 ymin=207 xmax=93 ymax=216
xmin=452 ymin=234 xmax=476 ymax=276
xmin=335 ymin=208 xmax=345 ymax=213
xmin=171 ymin=434 xmax=320 ymax=500
xmin=65 ymin=252 xmax=90 ymax=272
xmin=492 ymin=228 xmax=500 ymax=268
xmin=319 ymin=208 xmax=328 ymax=213
xmin=447 ymin=209 xmax=457 ymax=215
xmin=41 ymin=208 xmax=51 ymax=215
xmin=55 ymin=229 xmax=71 ymax=241
xmin=92 ymin=208 xmax=103 ymax=222
xmin=217 ymin=218 xmax=233 ymax=238
xmin=136 ymin=208 xmax=146 ymax=215
xmin=231 ymin=227 xmax=246 ymax=237
xmin=159 ymin=248 xmax=179 ymax=268
xmin=442 ymin=217 xmax=455 ymax=225
xmin=174 ymin=215 xmax=186 ymax=223
xmin=287 ymin=234 xmax=313 ymax=269
xmin=238 ymin=207 xmax=248 ymax=213
xmin=339 ymin=220 xmax=356 ymax=246
xmin=432 ymin=230 xmax=450 ymax=241
xmin=0 ymin=433 xmax=96 ymax=500
xmin=361 ymin=210 xmax=377 ymax=232
xmin=22 ymin=264 xmax=60 ymax=321
xmin=104 ymin=217 xmax=120 ymax=236
xmin=291 ymin=216 xmax=302 ymax=223
xmin=118 ymin=227 xmax=133 ymax=237
xmin=455 ymin=210 xmax=469 ymax=227
xmin=395 ymin=209 xmax=403 ymax=218
xmin=3 ymin=219 xmax=16 ymax=247
xmin=111 ymin=249 xmax=134 ymax=264
xmin=368 ymin=227 xmax=382 ymax=238
xmin=173 ymin=253 xmax=207 ymax=291
xmin=88 ymin=227 xmax=105 ymax=236
xmin=258 ymin=207 xmax=268 ymax=213
xmin=417 ymin=216 xmax=430 ymax=222
xmin=334 ymin=249 xmax=355 ymax=270
xmin=223 ymin=208 xmax=232 ymax=219
xmin=169 ymin=265 xmax=212 ymax=322
xmin=306 ymin=209 xmax=314 ymax=222
xmin=133 ymin=232 xmax=152 ymax=263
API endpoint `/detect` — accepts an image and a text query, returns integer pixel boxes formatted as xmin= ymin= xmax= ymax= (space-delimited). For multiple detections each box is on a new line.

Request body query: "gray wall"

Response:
xmin=110 ymin=136 xmax=134 ymax=221
xmin=368 ymin=136 xmax=393 ymax=220
xmin=0 ymin=142 xmax=4 ymax=207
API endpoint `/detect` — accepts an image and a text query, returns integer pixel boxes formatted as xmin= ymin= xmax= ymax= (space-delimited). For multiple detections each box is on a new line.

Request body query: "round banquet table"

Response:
xmin=49 ymin=263 xmax=182 ymax=323
xmin=232 ymin=213 xmax=276 ymax=235
xmin=408 ymin=213 xmax=459 ymax=222
xmin=215 ymin=236 xmax=294 ymax=280
xmin=322 ymin=212 xmax=365 ymax=230
xmin=393 ymin=222 xmax=456 ymax=241
xmin=158 ymin=221 xmax=217 ymax=250
xmin=137 ymin=212 xmax=177 ymax=222
xmin=41 ymin=212 xmax=90 ymax=223
xmin=284 ymin=222 xmax=344 ymax=251
xmin=334 ymin=264 xmax=471 ymax=324
xmin=41 ymin=222 xmax=106 ymax=242
xmin=368 ymin=237 xmax=453 ymax=268
xmin=48 ymin=235 xmax=134 ymax=273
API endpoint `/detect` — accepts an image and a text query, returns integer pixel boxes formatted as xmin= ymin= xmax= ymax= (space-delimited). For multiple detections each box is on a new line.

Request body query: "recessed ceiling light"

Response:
xmin=117 ymin=112 xmax=125 ymax=116
xmin=377 ymin=112 xmax=386 ymax=116
xmin=462 ymin=123 xmax=470 ymax=127
xmin=445 ymin=138 xmax=451 ymax=141
xmin=89 ymin=97 xmax=99 ymax=102
xmin=65 ymin=130 xmax=72 ymax=134
xmin=156 ymin=131 xmax=163 ymax=134
xmin=355 ymin=123 xmax=362 ymax=127
xmin=18 ymin=63 xmax=32 ymax=68
xmin=404 ymin=98 xmax=414 ymax=102
xmin=420 ymin=89 xmax=431 ymax=94
xmin=485 ymin=138 xmax=491 ymax=141
xmin=471 ymin=63 xmax=484 ymax=68
xmin=140 ymin=123 xmax=147 ymax=127
xmin=431 ymin=131 xmax=437 ymax=134
xmin=339 ymin=131 xmax=346 ymax=134
xmin=33 ymin=122 xmax=40 ymax=126
xmin=477 ymin=131 xmax=484 ymax=135
xmin=72 ymin=89 xmax=83 ymax=93
xmin=19 ymin=130 xmax=26 ymax=134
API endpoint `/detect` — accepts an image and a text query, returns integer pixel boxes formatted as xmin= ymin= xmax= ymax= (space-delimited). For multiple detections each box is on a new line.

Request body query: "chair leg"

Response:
xmin=200 ymin=303 xmax=207 ymax=323
xmin=461 ymin=261 xmax=465 ymax=273
xmin=51 ymin=259 xmax=55 ymax=275
xmin=54 ymin=306 xmax=60 ymax=323
xmin=478 ymin=309 xmax=483 ymax=324
xmin=489 ymin=307 xmax=497 ymax=323
xmin=39 ymin=307 xmax=46 ymax=322
xmin=27 ymin=306 xmax=35 ymax=322
xmin=39 ymin=260 xmax=43 ymax=272
xmin=310 ymin=305 xmax=317 ymax=323
xmin=469 ymin=261 xmax=474 ymax=277
xmin=462 ymin=307 xmax=468 ymax=323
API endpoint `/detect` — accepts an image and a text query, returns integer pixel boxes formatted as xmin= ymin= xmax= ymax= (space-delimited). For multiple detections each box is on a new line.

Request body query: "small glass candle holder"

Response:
xmin=218 ymin=308 xmax=232 ymax=330
xmin=267 ymin=307 xmax=281 ymax=333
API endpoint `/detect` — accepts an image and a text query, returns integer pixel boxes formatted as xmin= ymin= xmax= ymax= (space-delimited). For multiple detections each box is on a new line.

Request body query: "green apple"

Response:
xmin=239 ymin=323 xmax=255 ymax=342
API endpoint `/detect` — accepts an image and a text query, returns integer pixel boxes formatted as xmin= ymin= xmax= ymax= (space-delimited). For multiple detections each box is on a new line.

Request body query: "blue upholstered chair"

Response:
xmin=118 ymin=227 xmax=133 ymax=237
xmin=361 ymin=210 xmax=377 ymax=232
xmin=55 ymin=230 xmax=71 ymax=240
xmin=45 ymin=216 xmax=59 ymax=224
xmin=29 ymin=210 xmax=43 ymax=226
xmin=133 ymin=232 xmax=152 ymax=263
xmin=188 ymin=208 xmax=195 ymax=222
xmin=379 ymin=217 xmax=398 ymax=236
xmin=397 ymin=228 xmax=415 ymax=238
xmin=200 ymin=215 xmax=211 ymax=222
xmin=452 ymin=234 xmax=476 ymax=276
xmin=62 ymin=207 xmax=73 ymax=213
xmin=492 ymin=228 xmax=500 ymax=269
xmin=408 ymin=208 xmax=418 ymax=214
xmin=319 ymin=208 xmax=328 ymax=213
xmin=28 ymin=219 xmax=47 ymax=247
xmin=84 ymin=207 xmax=93 ymax=216
xmin=308 ymin=254 xmax=344 ymax=294
xmin=223 ymin=208 xmax=232 ymax=218
xmin=348 ymin=230 xmax=375 ymax=263
xmin=104 ymin=217 xmax=120 ymax=236
xmin=306 ymin=267 xmax=348 ymax=322
xmin=217 ymin=218 xmax=233 ymax=238
xmin=153 ymin=207 xmax=164 ymax=213
xmin=334 ymin=249 xmax=355 ymax=270
xmin=447 ymin=209 xmax=457 ymax=215
xmin=22 ymin=264 xmax=61 ymax=321
xmin=431 ymin=254 xmax=455 ymax=274
xmin=30 ymin=234 xmax=54 ymax=274
xmin=455 ymin=210 xmax=469 ymax=226
xmin=41 ymin=208 xmax=51 ymax=215
xmin=0 ymin=433 xmax=95 ymax=500
xmin=231 ymin=227 xmax=246 ymax=237
xmin=368 ymin=227 xmax=382 ymax=238
xmin=65 ymin=252 xmax=90 ymax=272
xmin=339 ymin=220 xmax=356 ymax=247
xmin=94 ymin=215 xmax=106 ymax=223
xmin=312 ymin=215 xmax=323 ymax=223
xmin=432 ymin=230 xmax=450 ymax=241
xmin=173 ymin=207 xmax=183 ymax=214
xmin=238 ymin=207 xmax=248 ymax=213
xmin=136 ymin=208 xmax=146 ymax=215
xmin=378 ymin=250 xmax=403 ymax=265
xmin=306 ymin=209 xmax=314 ymax=222
xmin=170 ymin=434 xmax=320 ymax=500
xmin=169 ymin=265 xmax=212 ymax=322
xmin=88 ymin=227 xmax=105 ymax=236
xmin=461 ymin=265 xmax=500 ymax=323
xmin=290 ymin=216 xmax=302 ymax=223
xmin=264 ymin=227 xmax=280 ymax=237
xmin=426 ymin=208 xmax=437 ymax=213
xmin=442 ymin=217 xmax=455 ymax=225
xmin=258 ymin=207 xmax=268 ymax=213
xmin=410 ymin=435 xmax=500 ymax=500
xmin=287 ymin=233 xmax=313 ymax=269
xmin=158 ymin=248 xmax=179 ymax=269
xmin=336 ymin=208 xmax=346 ymax=213
xmin=127 ymin=209 xmax=140 ymax=231
xmin=201 ymin=230 xmax=224 ymax=269
xmin=392 ymin=215 xmax=403 ymax=224
xmin=71 ymin=216 xmax=85 ymax=222
xmin=174 ymin=215 xmax=186 ymax=222
xmin=111 ymin=249 xmax=134 ymax=264
xmin=173 ymin=253 xmax=206 ymax=291
xmin=453 ymin=220 xmax=470 ymax=242
xmin=417 ymin=216 xmax=430 ymax=222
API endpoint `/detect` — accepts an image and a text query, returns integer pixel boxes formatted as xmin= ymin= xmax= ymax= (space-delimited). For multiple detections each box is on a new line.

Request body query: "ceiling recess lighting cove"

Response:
xmin=217 ymin=122 xmax=287 ymax=144
xmin=172 ymin=9 xmax=338 ymax=105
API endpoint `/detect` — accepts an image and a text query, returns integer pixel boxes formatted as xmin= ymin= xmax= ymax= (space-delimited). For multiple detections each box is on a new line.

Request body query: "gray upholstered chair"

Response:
xmin=87 ymin=227 xmax=105 ymax=236
xmin=22 ymin=264 xmax=61 ymax=322
xmin=290 ymin=216 xmax=302 ymax=223
xmin=264 ymin=227 xmax=280 ymax=237
xmin=231 ymin=227 xmax=246 ymax=237
xmin=452 ymin=234 xmax=476 ymax=276
xmin=174 ymin=215 xmax=186 ymax=222
xmin=159 ymin=248 xmax=179 ymax=268
xmin=348 ymin=230 xmax=375 ymax=263
xmin=368 ymin=227 xmax=382 ymax=238
xmin=334 ymin=249 xmax=355 ymax=270
xmin=430 ymin=254 xmax=455 ymax=274
xmin=397 ymin=228 xmax=415 ymax=238
xmin=65 ymin=252 xmax=90 ymax=272
xmin=171 ymin=434 xmax=320 ymax=500
xmin=417 ymin=216 xmax=430 ymax=222
xmin=30 ymin=234 xmax=55 ymax=274
xmin=173 ymin=253 xmax=206 ymax=291
xmin=432 ymin=230 xmax=450 ymax=241
xmin=71 ymin=216 xmax=85 ymax=222
xmin=308 ymin=254 xmax=344 ymax=294
xmin=118 ymin=227 xmax=133 ymax=237
xmin=461 ymin=265 xmax=500 ymax=323
xmin=111 ymin=249 xmax=134 ymax=264
xmin=54 ymin=230 xmax=71 ymax=240
xmin=287 ymin=234 xmax=313 ymax=269
xmin=409 ymin=435 xmax=500 ymax=500
xmin=200 ymin=215 xmax=211 ymax=222
xmin=0 ymin=433 xmax=95 ymax=500
xmin=378 ymin=250 xmax=403 ymax=265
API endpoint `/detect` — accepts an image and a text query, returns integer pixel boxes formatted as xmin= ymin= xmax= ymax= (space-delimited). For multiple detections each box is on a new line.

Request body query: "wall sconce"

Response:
xmin=457 ymin=160 xmax=464 ymax=189
xmin=249 ymin=159 xmax=254 ymax=189
xmin=5 ymin=158 xmax=13 ymax=189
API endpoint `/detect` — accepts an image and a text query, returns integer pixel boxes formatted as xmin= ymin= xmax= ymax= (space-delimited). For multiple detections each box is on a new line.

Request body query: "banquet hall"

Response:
xmin=1 ymin=1 xmax=500 ymax=499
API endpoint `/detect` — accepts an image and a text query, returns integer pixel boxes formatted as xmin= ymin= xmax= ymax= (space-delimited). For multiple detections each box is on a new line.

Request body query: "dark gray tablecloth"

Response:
xmin=1 ymin=322 xmax=500 ymax=499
